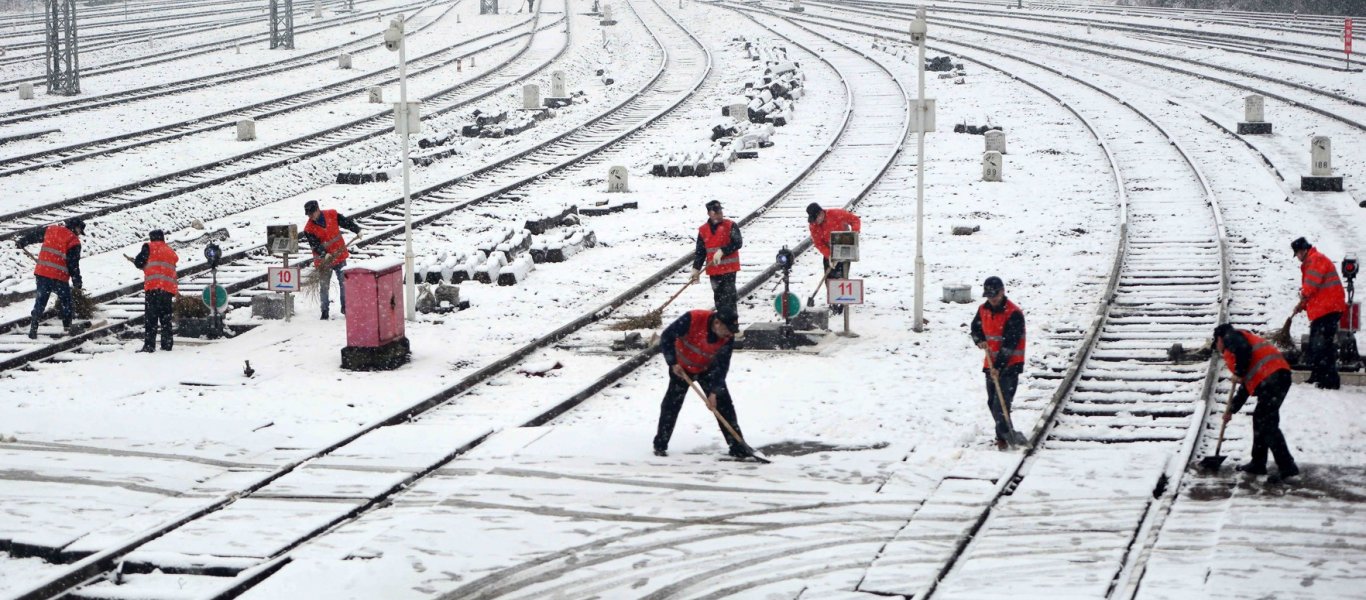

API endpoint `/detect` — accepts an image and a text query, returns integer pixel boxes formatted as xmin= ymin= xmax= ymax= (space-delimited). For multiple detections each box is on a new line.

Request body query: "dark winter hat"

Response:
xmin=715 ymin=308 xmax=740 ymax=334
xmin=1290 ymin=237 xmax=1311 ymax=254
xmin=705 ymin=200 xmax=723 ymax=212
xmin=806 ymin=202 xmax=823 ymax=223
xmin=1212 ymin=323 xmax=1236 ymax=345
xmin=982 ymin=276 xmax=1004 ymax=297
xmin=64 ymin=217 xmax=86 ymax=234
xmin=304 ymin=200 xmax=320 ymax=215
xmin=149 ymin=229 xmax=165 ymax=241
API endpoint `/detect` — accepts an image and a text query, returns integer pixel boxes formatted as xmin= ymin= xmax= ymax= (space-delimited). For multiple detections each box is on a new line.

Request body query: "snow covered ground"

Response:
xmin=0 ymin=0 xmax=1364 ymax=597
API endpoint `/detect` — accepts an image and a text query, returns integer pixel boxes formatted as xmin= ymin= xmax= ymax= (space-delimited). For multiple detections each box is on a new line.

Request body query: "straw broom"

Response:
xmin=298 ymin=234 xmax=360 ymax=301
xmin=1267 ymin=313 xmax=1295 ymax=350
xmin=608 ymin=280 xmax=693 ymax=331
xmin=22 ymin=246 xmax=95 ymax=319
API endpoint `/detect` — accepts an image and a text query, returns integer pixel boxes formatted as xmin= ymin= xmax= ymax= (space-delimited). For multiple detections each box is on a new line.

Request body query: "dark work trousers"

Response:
xmin=144 ymin=290 xmax=174 ymax=350
xmin=654 ymin=368 xmax=743 ymax=453
xmin=1248 ymin=370 xmax=1297 ymax=474
xmin=1306 ymin=313 xmax=1341 ymax=388
xmin=822 ymin=258 xmax=850 ymax=314
xmin=31 ymin=275 xmax=73 ymax=326
xmin=709 ymin=272 xmax=738 ymax=317
xmin=984 ymin=368 xmax=1020 ymax=442
xmin=319 ymin=262 xmax=347 ymax=317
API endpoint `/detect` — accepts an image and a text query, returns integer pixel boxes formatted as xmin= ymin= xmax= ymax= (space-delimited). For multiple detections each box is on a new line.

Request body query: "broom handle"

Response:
xmin=655 ymin=279 xmax=693 ymax=314
xmin=680 ymin=370 xmax=748 ymax=446
xmin=1213 ymin=385 xmax=1237 ymax=457
xmin=984 ymin=348 xmax=1017 ymax=430
xmin=20 ymin=248 xmax=36 ymax=262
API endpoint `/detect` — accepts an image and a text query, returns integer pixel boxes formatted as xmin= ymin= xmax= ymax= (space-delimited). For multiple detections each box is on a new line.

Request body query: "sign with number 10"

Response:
xmin=269 ymin=267 xmax=301 ymax=292
xmin=827 ymin=279 xmax=864 ymax=305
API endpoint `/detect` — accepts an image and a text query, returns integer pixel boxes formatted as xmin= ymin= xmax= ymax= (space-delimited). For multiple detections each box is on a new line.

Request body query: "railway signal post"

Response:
xmin=385 ymin=16 xmax=420 ymax=321
xmin=910 ymin=7 xmax=935 ymax=332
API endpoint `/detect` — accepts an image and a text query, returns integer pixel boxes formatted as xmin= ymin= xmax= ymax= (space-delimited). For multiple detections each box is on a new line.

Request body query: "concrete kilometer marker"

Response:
xmin=1236 ymin=94 xmax=1271 ymax=135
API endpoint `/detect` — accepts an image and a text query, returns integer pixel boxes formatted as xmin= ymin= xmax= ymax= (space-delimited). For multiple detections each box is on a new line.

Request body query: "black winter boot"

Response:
xmin=137 ymin=345 xmax=155 ymax=353
xmin=27 ymin=322 xmax=38 ymax=339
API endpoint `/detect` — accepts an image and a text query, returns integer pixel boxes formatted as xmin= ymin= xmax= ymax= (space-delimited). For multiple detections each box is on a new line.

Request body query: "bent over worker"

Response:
xmin=132 ymin=230 xmax=178 ymax=353
xmin=1291 ymin=237 xmax=1346 ymax=389
xmin=16 ymin=218 xmax=85 ymax=339
xmin=1214 ymin=324 xmax=1298 ymax=484
xmin=689 ymin=200 xmax=742 ymax=317
xmin=300 ymin=200 xmax=361 ymax=320
xmin=807 ymin=203 xmax=860 ymax=314
xmin=969 ymin=276 xmax=1025 ymax=451
xmin=653 ymin=309 xmax=744 ymax=458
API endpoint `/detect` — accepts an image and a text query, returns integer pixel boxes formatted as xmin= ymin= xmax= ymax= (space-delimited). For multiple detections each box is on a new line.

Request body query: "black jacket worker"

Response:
xmin=689 ymin=200 xmax=742 ymax=318
xmin=654 ymin=308 xmax=744 ymax=458
xmin=969 ymin=276 xmax=1026 ymax=450
xmin=1215 ymin=324 xmax=1298 ymax=483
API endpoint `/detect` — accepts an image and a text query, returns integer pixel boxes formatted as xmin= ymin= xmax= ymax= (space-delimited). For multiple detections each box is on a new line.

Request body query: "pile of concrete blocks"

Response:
xmin=954 ymin=124 xmax=1003 ymax=135
xmin=649 ymin=145 xmax=736 ymax=178
xmin=334 ymin=162 xmax=395 ymax=184
xmin=530 ymin=228 xmax=597 ymax=263
xmin=524 ymin=204 xmax=579 ymax=234
xmin=580 ymin=198 xmax=638 ymax=216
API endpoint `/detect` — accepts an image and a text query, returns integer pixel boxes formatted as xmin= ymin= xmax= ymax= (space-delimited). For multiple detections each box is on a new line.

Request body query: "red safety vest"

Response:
xmin=979 ymin=300 xmax=1026 ymax=369
xmin=143 ymin=241 xmax=179 ymax=295
xmin=674 ymin=309 xmax=730 ymax=375
xmin=699 ymin=219 xmax=740 ymax=277
xmin=304 ymin=209 xmax=350 ymax=268
xmin=33 ymin=225 xmax=79 ymax=283
xmin=1301 ymin=248 xmax=1347 ymax=321
xmin=1222 ymin=330 xmax=1290 ymax=394
xmin=808 ymin=208 xmax=861 ymax=257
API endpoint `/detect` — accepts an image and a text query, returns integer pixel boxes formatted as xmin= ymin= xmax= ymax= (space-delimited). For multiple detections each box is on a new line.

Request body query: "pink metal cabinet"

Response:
xmin=344 ymin=259 xmax=406 ymax=348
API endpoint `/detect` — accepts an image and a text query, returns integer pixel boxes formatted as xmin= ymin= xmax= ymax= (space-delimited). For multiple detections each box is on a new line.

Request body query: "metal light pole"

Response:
xmin=385 ymin=16 xmax=417 ymax=320
xmin=911 ymin=7 xmax=928 ymax=332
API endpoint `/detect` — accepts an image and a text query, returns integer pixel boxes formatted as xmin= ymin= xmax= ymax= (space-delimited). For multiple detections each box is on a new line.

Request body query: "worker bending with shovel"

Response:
xmin=970 ymin=276 xmax=1028 ymax=450
xmin=1213 ymin=324 xmax=1298 ymax=484
xmin=806 ymin=203 xmax=860 ymax=314
xmin=653 ymin=308 xmax=751 ymax=459
xmin=300 ymin=200 xmax=361 ymax=320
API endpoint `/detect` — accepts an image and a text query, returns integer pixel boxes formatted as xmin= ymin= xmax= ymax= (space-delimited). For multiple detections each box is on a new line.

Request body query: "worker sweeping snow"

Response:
xmin=969 ymin=276 xmax=1028 ymax=450
xmin=652 ymin=308 xmax=754 ymax=460
xmin=1213 ymin=324 xmax=1299 ymax=484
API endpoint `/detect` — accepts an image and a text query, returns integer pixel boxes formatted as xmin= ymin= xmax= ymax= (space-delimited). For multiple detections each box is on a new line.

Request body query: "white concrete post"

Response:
xmin=1311 ymin=137 xmax=1332 ymax=176
xmin=17 ymin=83 xmax=33 ymax=100
xmin=1245 ymin=95 xmax=1264 ymax=122
xmin=551 ymin=70 xmax=566 ymax=97
xmin=339 ymin=53 xmax=352 ymax=69
xmin=984 ymin=129 xmax=1006 ymax=154
xmin=369 ymin=86 xmax=383 ymax=103
xmin=523 ymin=84 xmax=540 ymax=109
xmin=237 ymin=119 xmax=256 ymax=141
xmin=983 ymin=151 xmax=1003 ymax=181
xmin=608 ymin=166 xmax=629 ymax=192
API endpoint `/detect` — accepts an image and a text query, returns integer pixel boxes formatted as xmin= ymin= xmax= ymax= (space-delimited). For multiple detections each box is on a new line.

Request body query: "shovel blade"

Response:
xmin=1009 ymin=430 xmax=1030 ymax=449
xmin=1199 ymin=455 xmax=1227 ymax=472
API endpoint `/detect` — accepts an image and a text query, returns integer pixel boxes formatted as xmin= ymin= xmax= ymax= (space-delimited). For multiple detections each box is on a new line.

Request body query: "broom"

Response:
xmin=298 ymin=234 xmax=360 ymax=301
xmin=608 ymin=280 xmax=693 ymax=331
xmin=1267 ymin=313 xmax=1295 ymax=350
xmin=21 ymin=247 xmax=96 ymax=319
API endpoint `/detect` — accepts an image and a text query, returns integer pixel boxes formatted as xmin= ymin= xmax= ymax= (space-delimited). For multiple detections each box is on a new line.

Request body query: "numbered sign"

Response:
xmin=827 ymin=279 xmax=864 ymax=305
xmin=268 ymin=267 xmax=301 ymax=292
xmin=551 ymin=70 xmax=566 ymax=97
xmin=1311 ymin=136 xmax=1332 ymax=177
xmin=607 ymin=166 xmax=629 ymax=193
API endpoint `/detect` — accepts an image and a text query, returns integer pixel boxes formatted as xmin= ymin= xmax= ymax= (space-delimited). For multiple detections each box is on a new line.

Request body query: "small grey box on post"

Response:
xmin=237 ymin=119 xmax=257 ymax=141
xmin=982 ymin=151 xmax=1003 ymax=181
xmin=1237 ymin=94 xmax=1272 ymax=134
xmin=266 ymin=224 xmax=299 ymax=254
xmin=607 ymin=166 xmax=629 ymax=192
xmin=1300 ymin=136 xmax=1343 ymax=192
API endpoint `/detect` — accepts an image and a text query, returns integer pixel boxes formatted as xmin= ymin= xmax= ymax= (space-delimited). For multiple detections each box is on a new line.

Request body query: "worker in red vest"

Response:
xmin=1215 ymin=324 xmax=1298 ymax=484
xmin=1291 ymin=237 xmax=1347 ymax=389
xmin=16 ymin=218 xmax=85 ymax=339
xmin=970 ymin=276 xmax=1026 ymax=450
xmin=653 ymin=308 xmax=744 ymax=458
xmin=132 ymin=230 xmax=179 ymax=353
xmin=301 ymin=200 xmax=361 ymax=320
xmin=807 ymin=203 xmax=861 ymax=314
xmin=688 ymin=200 xmax=743 ymax=317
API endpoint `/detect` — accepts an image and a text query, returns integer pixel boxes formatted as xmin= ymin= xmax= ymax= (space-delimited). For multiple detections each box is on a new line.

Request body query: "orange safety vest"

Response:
xmin=1222 ymin=330 xmax=1290 ymax=394
xmin=674 ymin=309 xmax=730 ymax=375
xmin=33 ymin=225 xmax=79 ymax=283
xmin=808 ymin=208 xmax=861 ymax=257
xmin=143 ymin=241 xmax=179 ymax=295
xmin=979 ymin=300 xmax=1026 ymax=369
xmin=1301 ymin=248 xmax=1347 ymax=321
xmin=699 ymin=219 xmax=740 ymax=277
xmin=304 ymin=209 xmax=350 ymax=268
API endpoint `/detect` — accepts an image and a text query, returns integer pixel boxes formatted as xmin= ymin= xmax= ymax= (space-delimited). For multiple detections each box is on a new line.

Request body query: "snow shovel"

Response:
xmin=806 ymin=262 xmax=839 ymax=308
xmin=1199 ymin=386 xmax=1239 ymax=472
xmin=609 ymin=280 xmax=692 ymax=331
xmin=680 ymin=371 xmax=770 ymax=463
xmin=985 ymin=349 xmax=1029 ymax=448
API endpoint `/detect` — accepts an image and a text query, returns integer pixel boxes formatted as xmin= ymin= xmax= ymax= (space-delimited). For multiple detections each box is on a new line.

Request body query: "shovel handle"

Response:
xmin=680 ymin=371 xmax=749 ymax=447
xmin=19 ymin=248 xmax=36 ymax=262
xmin=983 ymin=348 xmax=1020 ymax=431
xmin=808 ymin=262 xmax=839 ymax=304
xmin=1212 ymin=384 xmax=1238 ymax=457
xmin=655 ymin=279 xmax=693 ymax=315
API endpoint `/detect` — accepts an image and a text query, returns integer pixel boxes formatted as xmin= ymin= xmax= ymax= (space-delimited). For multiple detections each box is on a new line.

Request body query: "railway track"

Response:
xmin=0 ymin=0 xmax=445 ymax=129
xmin=0 ymin=0 xmax=277 ymax=54
xmin=0 ymin=1 xmax=502 ymax=175
xmin=3 ymin=0 xmax=724 ymax=595
xmin=0 ymin=0 xmax=396 ymax=89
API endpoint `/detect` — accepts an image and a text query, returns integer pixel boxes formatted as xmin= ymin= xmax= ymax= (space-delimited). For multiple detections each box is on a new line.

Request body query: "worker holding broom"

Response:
xmin=1213 ymin=324 xmax=1298 ymax=484
xmin=16 ymin=218 xmax=85 ymax=340
xmin=807 ymin=203 xmax=860 ymax=315
xmin=131 ymin=230 xmax=179 ymax=353
xmin=301 ymin=200 xmax=361 ymax=320
xmin=653 ymin=308 xmax=746 ymax=459
xmin=1291 ymin=237 xmax=1346 ymax=390
xmin=688 ymin=200 xmax=742 ymax=317
xmin=970 ymin=276 xmax=1027 ymax=450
